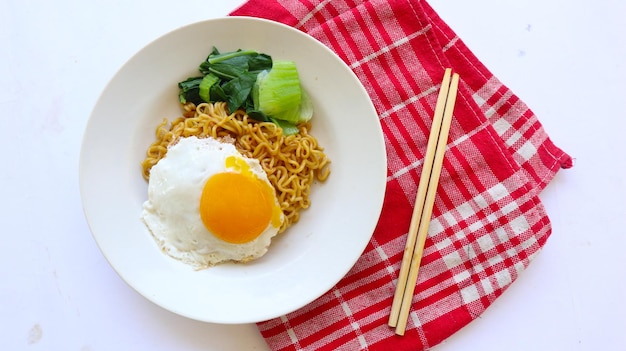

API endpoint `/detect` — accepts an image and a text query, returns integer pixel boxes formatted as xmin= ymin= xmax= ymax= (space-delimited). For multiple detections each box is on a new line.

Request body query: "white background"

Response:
xmin=2 ymin=0 xmax=625 ymax=350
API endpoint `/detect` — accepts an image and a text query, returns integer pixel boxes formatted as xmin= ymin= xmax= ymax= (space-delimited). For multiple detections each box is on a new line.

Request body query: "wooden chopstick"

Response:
xmin=387 ymin=68 xmax=452 ymax=328
xmin=388 ymin=68 xmax=460 ymax=335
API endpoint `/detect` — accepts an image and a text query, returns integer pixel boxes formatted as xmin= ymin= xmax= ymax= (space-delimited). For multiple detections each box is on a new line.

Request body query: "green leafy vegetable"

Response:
xmin=198 ymin=74 xmax=220 ymax=103
xmin=222 ymin=72 xmax=257 ymax=114
xmin=177 ymin=47 xmax=312 ymax=135
xmin=178 ymin=77 xmax=203 ymax=104
xmin=270 ymin=117 xmax=300 ymax=136
xmin=253 ymin=61 xmax=302 ymax=123
xmin=182 ymin=47 xmax=271 ymax=112
xmin=298 ymin=89 xmax=314 ymax=123
xmin=252 ymin=61 xmax=313 ymax=127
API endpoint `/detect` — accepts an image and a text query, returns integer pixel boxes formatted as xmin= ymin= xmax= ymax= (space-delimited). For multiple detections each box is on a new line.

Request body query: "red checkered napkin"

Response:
xmin=231 ymin=0 xmax=573 ymax=350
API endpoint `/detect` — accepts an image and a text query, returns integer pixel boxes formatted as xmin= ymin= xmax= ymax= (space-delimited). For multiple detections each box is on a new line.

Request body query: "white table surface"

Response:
xmin=2 ymin=0 xmax=625 ymax=350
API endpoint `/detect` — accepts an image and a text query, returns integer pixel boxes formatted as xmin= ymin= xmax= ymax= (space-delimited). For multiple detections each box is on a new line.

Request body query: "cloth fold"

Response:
xmin=231 ymin=0 xmax=572 ymax=350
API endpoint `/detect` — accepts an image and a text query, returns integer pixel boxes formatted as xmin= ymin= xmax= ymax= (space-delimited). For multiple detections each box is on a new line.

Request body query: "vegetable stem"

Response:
xmin=208 ymin=49 xmax=259 ymax=64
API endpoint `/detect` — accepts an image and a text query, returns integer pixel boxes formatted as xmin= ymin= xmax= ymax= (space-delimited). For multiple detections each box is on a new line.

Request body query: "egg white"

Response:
xmin=141 ymin=136 xmax=283 ymax=269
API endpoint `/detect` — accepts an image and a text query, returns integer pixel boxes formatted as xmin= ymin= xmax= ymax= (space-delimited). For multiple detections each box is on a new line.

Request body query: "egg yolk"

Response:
xmin=199 ymin=156 xmax=282 ymax=244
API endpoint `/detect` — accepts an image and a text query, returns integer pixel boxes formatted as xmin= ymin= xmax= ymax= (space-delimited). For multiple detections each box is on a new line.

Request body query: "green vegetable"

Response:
xmin=198 ymin=74 xmax=220 ymax=103
xmin=298 ymin=89 xmax=314 ymax=123
xmin=253 ymin=61 xmax=313 ymax=128
xmin=222 ymin=72 xmax=258 ymax=113
xmin=177 ymin=47 xmax=312 ymax=135
xmin=270 ymin=117 xmax=300 ymax=136
xmin=181 ymin=47 xmax=271 ymax=112
xmin=253 ymin=61 xmax=301 ymax=123
xmin=178 ymin=77 xmax=203 ymax=104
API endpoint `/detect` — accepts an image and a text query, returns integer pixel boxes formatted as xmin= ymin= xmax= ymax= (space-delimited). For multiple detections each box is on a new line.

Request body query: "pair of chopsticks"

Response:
xmin=388 ymin=68 xmax=460 ymax=336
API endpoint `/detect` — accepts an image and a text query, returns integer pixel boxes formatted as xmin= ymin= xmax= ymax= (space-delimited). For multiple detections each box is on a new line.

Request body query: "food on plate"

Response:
xmin=142 ymin=102 xmax=330 ymax=233
xmin=177 ymin=47 xmax=312 ymax=136
xmin=140 ymin=48 xmax=330 ymax=268
xmin=141 ymin=136 xmax=284 ymax=268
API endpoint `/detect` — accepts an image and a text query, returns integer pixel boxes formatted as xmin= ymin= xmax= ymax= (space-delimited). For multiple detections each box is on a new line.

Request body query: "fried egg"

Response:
xmin=141 ymin=136 xmax=284 ymax=269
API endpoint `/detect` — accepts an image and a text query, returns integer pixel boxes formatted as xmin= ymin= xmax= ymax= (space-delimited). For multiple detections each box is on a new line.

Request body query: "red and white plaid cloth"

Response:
xmin=231 ymin=0 xmax=573 ymax=350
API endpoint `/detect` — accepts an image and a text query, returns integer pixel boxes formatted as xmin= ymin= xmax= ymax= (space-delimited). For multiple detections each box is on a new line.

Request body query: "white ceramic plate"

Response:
xmin=80 ymin=17 xmax=386 ymax=324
